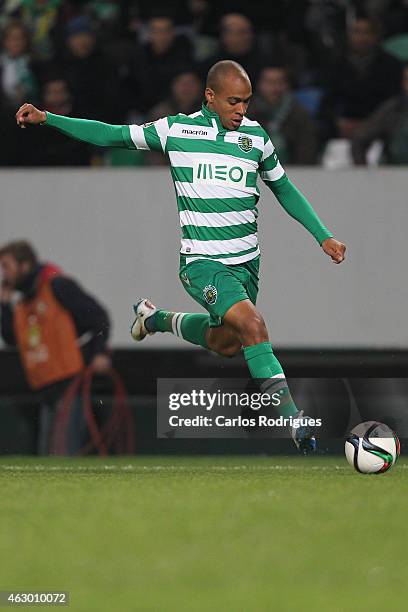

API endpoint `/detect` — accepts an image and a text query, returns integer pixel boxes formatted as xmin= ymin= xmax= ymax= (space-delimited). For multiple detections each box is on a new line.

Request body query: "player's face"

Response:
xmin=0 ymin=254 xmax=29 ymax=290
xmin=205 ymin=75 xmax=252 ymax=131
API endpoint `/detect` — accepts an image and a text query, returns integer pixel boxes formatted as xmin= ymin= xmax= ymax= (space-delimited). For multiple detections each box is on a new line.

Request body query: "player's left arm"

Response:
xmin=259 ymin=136 xmax=346 ymax=264
xmin=15 ymin=103 xmax=172 ymax=153
xmin=16 ymin=103 xmax=129 ymax=147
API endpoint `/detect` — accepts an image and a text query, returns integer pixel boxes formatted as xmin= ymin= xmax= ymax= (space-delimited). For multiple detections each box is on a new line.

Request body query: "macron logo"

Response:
xmin=182 ymin=129 xmax=208 ymax=136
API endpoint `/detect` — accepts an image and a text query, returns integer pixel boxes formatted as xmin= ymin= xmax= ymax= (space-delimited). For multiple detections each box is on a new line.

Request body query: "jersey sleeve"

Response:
xmin=45 ymin=112 xmax=130 ymax=147
xmin=125 ymin=116 xmax=173 ymax=153
xmin=258 ymin=135 xmax=287 ymax=187
xmin=258 ymin=131 xmax=333 ymax=245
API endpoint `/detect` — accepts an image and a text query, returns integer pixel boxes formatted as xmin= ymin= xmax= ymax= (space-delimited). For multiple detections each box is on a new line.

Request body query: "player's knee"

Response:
xmin=240 ymin=314 xmax=268 ymax=344
xmin=218 ymin=342 xmax=242 ymax=358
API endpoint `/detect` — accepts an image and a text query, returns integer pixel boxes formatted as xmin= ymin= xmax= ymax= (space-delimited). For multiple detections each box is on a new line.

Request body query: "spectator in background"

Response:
xmin=27 ymin=75 xmax=92 ymax=165
xmin=42 ymin=74 xmax=72 ymax=115
xmin=181 ymin=0 xmax=218 ymax=61
xmin=324 ymin=15 xmax=402 ymax=140
xmin=0 ymin=20 xmax=37 ymax=110
xmin=359 ymin=0 xmax=408 ymax=38
xmin=250 ymin=66 xmax=318 ymax=165
xmin=146 ymin=70 xmax=203 ymax=165
xmin=0 ymin=240 xmax=111 ymax=454
xmin=201 ymin=13 xmax=266 ymax=88
xmin=59 ymin=14 xmax=118 ymax=121
xmin=352 ymin=64 xmax=408 ymax=165
xmin=149 ymin=70 xmax=202 ymax=120
xmin=0 ymin=20 xmax=39 ymax=165
xmin=85 ymin=0 xmax=121 ymax=44
xmin=126 ymin=14 xmax=193 ymax=114
xmin=18 ymin=0 xmax=64 ymax=62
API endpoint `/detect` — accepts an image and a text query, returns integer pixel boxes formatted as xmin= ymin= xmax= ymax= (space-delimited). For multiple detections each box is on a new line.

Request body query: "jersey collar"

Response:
xmin=201 ymin=102 xmax=225 ymax=132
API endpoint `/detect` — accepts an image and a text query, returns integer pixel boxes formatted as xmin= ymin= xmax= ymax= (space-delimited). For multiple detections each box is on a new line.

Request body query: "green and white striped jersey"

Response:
xmin=122 ymin=103 xmax=286 ymax=266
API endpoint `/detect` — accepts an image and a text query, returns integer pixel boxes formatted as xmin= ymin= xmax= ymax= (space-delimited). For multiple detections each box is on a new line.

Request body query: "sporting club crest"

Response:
xmin=238 ymin=135 xmax=253 ymax=152
xmin=203 ymin=285 xmax=217 ymax=305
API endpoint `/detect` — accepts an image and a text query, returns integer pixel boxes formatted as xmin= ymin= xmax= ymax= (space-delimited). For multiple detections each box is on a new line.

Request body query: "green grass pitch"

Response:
xmin=0 ymin=455 xmax=406 ymax=611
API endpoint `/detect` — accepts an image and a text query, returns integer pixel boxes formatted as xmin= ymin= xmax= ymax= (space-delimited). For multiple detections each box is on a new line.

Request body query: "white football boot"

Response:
xmin=291 ymin=410 xmax=317 ymax=454
xmin=130 ymin=298 xmax=157 ymax=341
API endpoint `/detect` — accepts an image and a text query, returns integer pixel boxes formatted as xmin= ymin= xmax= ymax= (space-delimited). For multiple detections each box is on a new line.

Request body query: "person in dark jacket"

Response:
xmin=324 ymin=16 xmax=402 ymax=140
xmin=0 ymin=20 xmax=39 ymax=166
xmin=352 ymin=64 xmax=408 ymax=165
xmin=59 ymin=15 xmax=118 ymax=122
xmin=126 ymin=14 xmax=194 ymax=114
xmin=201 ymin=13 xmax=266 ymax=88
xmin=250 ymin=65 xmax=318 ymax=165
xmin=0 ymin=240 xmax=111 ymax=454
xmin=24 ymin=75 xmax=93 ymax=166
xmin=146 ymin=70 xmax=203 ymax=165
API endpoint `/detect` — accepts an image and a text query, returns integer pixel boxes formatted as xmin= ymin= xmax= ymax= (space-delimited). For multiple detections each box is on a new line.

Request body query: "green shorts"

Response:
xmin=179 ymin=255 xmax=260 ymax=327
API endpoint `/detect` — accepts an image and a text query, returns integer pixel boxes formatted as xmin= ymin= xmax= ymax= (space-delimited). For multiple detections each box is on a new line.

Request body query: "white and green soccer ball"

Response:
xmin=345 ymin=421 xmax=400 ymax=474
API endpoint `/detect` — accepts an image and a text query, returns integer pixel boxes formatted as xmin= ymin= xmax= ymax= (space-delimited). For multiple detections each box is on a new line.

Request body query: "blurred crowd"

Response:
xmin=1 ymin=0 xmax=408 ymax=166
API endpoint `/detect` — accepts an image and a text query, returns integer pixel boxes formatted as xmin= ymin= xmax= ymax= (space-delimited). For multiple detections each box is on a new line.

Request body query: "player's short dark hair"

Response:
xmin=206 ymin=60 xmax=250 ymax=92
xmin=0 ymin=240 xmax=38 ymax=266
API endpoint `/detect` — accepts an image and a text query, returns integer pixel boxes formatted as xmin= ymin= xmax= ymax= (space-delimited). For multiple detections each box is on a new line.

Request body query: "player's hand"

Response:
xmin=322 ymin=238 xmax=346 ymax=264
xmin=15 ymin=103 xmax=46 ymax=128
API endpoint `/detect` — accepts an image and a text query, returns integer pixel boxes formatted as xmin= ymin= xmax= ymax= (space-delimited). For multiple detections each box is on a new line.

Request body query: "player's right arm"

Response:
xmin=15 ymin=103 xmax=170 ymax=152
xmin=259 ymin=131 xmax=346 ymax=264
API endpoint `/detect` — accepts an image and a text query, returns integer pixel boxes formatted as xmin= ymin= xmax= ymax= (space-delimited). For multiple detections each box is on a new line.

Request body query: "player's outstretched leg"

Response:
xmin=131 ymin=298 xmax=210 ymax=348
xmin=131 ymin=299 xmax=247 ymax=356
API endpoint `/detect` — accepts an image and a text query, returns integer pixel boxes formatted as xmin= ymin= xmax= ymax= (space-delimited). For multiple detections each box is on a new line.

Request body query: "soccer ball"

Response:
xmin=345 ymin=421 xmax=400 ymax=474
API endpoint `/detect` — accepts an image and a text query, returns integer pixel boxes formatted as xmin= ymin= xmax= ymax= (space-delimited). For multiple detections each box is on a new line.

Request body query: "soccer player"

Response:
xmin=15 ymin=60 xmax=346 ymax=452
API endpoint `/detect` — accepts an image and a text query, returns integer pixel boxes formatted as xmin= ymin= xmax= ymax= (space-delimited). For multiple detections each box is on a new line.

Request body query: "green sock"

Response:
xmin=146 ymin=310 xmax=209 ymax=349
xmin=146 ymin=310 xmax=174 ymax=332
xmin=243 ymin=341 xmax=298 ymax=418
